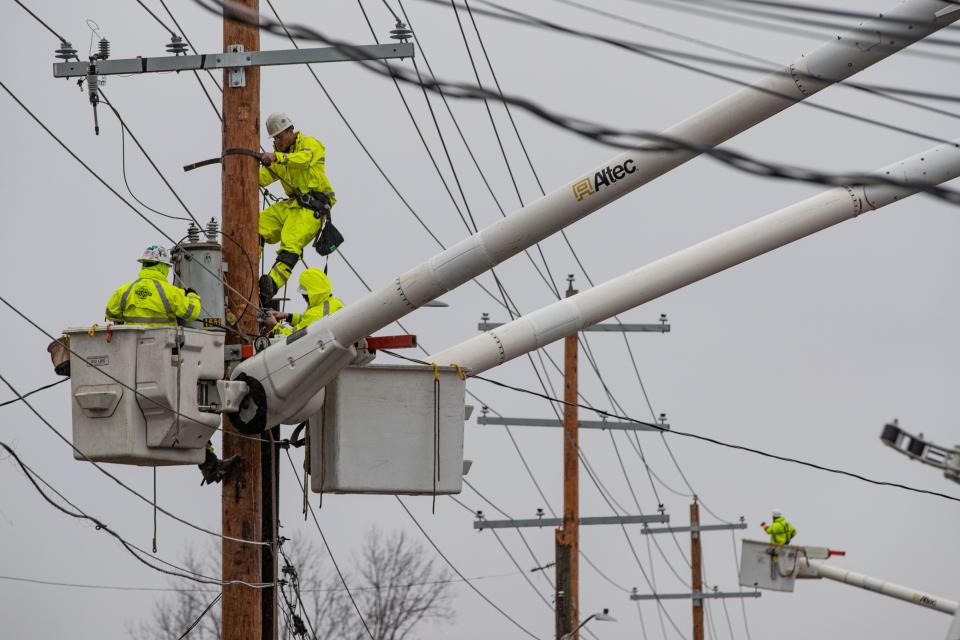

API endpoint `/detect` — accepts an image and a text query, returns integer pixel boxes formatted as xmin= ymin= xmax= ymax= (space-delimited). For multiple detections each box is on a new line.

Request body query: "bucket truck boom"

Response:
xmin=429 ymin=138 xmax=960 ymax=374
xmin=740 ymin=539 xmax=958 ymax=616
xmin=224 ymin=0 xmax=960 ymax=432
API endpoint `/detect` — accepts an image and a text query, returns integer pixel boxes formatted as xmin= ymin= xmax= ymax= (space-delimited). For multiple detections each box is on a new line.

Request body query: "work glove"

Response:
xmin=184 ymin=288 xmax=198 ymax=296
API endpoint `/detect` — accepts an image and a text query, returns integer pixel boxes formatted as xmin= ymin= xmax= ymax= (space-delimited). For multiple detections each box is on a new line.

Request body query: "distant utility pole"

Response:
xmin=557 ymin=275 xmax=579 ymax=640
xmin=219 ymin=3 xmax=269 ymax=640
xmin=690 ymin=501 xmax=704 ymax=640
xmin=632 ymin=503 xmax=755 ymax=639
xmin=476 ymin=275 xmax=670 ymax=640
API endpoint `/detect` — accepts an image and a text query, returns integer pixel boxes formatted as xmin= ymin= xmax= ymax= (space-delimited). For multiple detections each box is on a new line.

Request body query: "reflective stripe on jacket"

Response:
xmin=105 ymin=264 xmax=202 ymax=327
xmin=764 ymin=516 xmax=797 ymax=545
xmin=258 ymin=132 xmax=336 ymax=206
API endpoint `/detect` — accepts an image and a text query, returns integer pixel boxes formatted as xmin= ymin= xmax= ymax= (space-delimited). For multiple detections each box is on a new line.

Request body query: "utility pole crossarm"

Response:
xmin=475 ymin=415 xmax=668 ymax=432
xmin=478 ymin=321 xmax=669 ymax=333
xmin=52 ymin=43 xmax=414 ymax=78
xmin=641 ymin=522 xmax=746 ymax=534
xmin=630 ymin=591 xmax=761 ymax=601
xmin=474 ymin=513 xmax=669 ymax=530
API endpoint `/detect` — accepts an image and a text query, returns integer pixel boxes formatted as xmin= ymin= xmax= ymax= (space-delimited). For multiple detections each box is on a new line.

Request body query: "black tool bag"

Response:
xmin=296 ymin=191 xmax=344 ymax=256
xmin=313 ymin=218 xmax=344 ymax=256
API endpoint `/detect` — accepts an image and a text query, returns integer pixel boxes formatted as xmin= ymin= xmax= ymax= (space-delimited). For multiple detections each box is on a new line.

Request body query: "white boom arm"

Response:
xmin=430 ymin=139 xmax=960 ymax=373
xmin=227 ymin=0 xmax=960 ymax=431
xmin=802 ymin=558 xmax=958 ymax=615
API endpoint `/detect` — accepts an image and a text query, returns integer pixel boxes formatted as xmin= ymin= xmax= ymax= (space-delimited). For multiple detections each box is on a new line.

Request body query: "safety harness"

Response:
xmin=183 ymin=148 xmax=345 ymax=257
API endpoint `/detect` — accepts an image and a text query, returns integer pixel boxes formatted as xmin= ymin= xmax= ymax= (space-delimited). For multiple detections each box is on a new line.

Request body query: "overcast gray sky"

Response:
xmin=2 ymin=1 xmax=959 ymax=639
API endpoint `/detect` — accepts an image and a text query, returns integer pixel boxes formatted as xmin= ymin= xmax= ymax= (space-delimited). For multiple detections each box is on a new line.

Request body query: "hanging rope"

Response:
xmin=431 ymin=363 xmax=441 ymax=513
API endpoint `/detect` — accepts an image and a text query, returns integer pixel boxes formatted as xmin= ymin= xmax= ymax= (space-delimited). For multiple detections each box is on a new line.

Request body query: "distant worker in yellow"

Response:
xmin=105 ymin=245 xmax=201 ymax=326
xmin=105 ymin=245 xmax=238 ymax=486
xmin=264 ymin=268 xmax=344 ymax=335
xmin=258 ymin=112 xmax=337 ymax=305
xmin=761 ymin=509 xmax=797 ymax=545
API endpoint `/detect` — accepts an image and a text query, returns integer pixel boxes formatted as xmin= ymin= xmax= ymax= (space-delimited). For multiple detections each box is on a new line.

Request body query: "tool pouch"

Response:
xmin=313 ymin=219 xmax=344 ymax=257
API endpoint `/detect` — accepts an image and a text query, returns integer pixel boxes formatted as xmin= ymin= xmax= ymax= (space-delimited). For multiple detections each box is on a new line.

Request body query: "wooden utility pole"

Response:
xmin=221 ymin=2 xmax=271 ymax=640
xmin=556 ymin=276 xmax=579 ymax=640
xmin=690 ymin=500 xmax=704 ymax=640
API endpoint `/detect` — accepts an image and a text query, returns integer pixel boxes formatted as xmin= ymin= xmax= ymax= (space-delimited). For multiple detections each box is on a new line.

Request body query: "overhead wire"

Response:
xmin=377 ymin=8 xmax=707 ymax=615
xmin=665 ymin=0 xmax=960 ymax=50
xmin=176 ymin=592 xmax=223 ymax=639
xmin=624 ymin=0 xmax=960 ymax=65
xmin=189 ymin=0 xmax=960 ymax=207
xmin=263 ymin=1 xmax=740 ymax=609
xmin=553 ymin=0 xmax=960 ymax=123
xmin=383 ymin=349 xmax=960 ymax=504
xmin=134 ymin=0 xmax=178 ymax=36
xmin=0 ymin=79 xmax=263 ymax=325
xmin=0 ymin=441 xmax=270 ymax=588
xmin=260 ymin=0 xmax=515 ymax=315
xmin=396 ymin=496 xmax=543 ymax=640
xmin=11 ymin=0 xmax=72 ymax=45
xmin=0 ymin=377 xmax=68 ymax=408
xmin=282 ymin=449 xmax=376 ymax=640
xmin=468 ymin=0 xmax=960 ymax=145
xmin=0 ymin=367 xmax=269 ymax=546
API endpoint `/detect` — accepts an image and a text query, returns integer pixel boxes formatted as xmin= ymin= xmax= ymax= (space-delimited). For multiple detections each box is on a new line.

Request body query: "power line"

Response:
xmin=11 ymin=0 xmax=72 ymax=45
xmin=396 ymin=496 xmax=543 ymax=640
xmin=551 ymin=0 xmax=960 ymax=123
xmin=134 ymin=0 xmax=178 ymax=36
xmin=383 ymin=349 xmax=960 ymax=504
xmin=261 ymin=0 xmax=514 ymax=315
xmin=0 ymin=79 xmax=262 ymax=317
xmin=177 ymin=592 xmax=223 ymax=639
xmin=467 ymin=0 xmax=959 ymax=144
xmin=281 ymin=449 xmax=376 ymax=640
xmin=0 ymin=365 xmax=269 ymax=546
xmin=189 ymin=0 xmax=960 ymax=208
xmin=0 ymin=377 xmax=67 ymax=408
xmin=0 ymin=574 xmax=214 ymax=592
xmin=0 ymin=441 xmax=270 ymax=588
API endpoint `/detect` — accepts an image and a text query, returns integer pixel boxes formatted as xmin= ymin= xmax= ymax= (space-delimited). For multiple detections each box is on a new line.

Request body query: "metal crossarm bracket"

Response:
xmin=473 ymin=513 xmax=669 ymax=530
xmin=52 ymin=43 xmax=415 ymax=79
xmin=476 ymin=415 xmax=667 ymax=432
xmin=478 ymin=321 xmax=669 ymax=333
xmin=630 ymin=590 xmax=761 ymax=601
xmin=640 ymin=522 xmax=747 ymax=535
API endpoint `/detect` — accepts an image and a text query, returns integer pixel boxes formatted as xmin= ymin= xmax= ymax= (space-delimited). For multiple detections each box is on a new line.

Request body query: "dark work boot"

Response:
xmin=259 ymin=274 xmax=278 ymax=306
xmin=199 ymin=450 xmax=241 ymax=485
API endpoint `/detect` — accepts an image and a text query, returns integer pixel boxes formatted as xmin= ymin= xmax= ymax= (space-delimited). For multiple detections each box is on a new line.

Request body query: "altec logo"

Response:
xmin=572 ymin=159 xmax=637 ymax=201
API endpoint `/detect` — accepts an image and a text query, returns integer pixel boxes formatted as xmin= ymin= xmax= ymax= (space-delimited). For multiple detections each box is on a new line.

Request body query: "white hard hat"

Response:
xmin=138 ymin=245 xmax=172 ymax=266
xmin=266 ymin=112 xmax=294 ymax=137
xmin=772 ymin=509 xmax=782 ymax=518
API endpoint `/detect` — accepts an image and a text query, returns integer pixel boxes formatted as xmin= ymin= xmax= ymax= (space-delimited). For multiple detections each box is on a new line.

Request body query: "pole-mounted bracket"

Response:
xmin=227 ymin=44 xmax=246 ymax=88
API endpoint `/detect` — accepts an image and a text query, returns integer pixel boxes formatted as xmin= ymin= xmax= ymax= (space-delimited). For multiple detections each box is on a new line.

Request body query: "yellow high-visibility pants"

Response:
xmin=258 ymin=200 xmax=323 ymax=257
xmin=259 ymin=200 xmax=324 ymax=288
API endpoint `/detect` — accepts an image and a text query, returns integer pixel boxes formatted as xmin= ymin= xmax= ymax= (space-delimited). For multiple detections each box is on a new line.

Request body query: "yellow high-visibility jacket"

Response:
xmin=764 ymin=517 xmax=797 ymax=546
xmin=259 ymin=132 xmax=336 ymax=205
xmin=105 ymin=264 xmax=202 ymax=327
xmin=274 ymin=269 xmax=343 ymax=336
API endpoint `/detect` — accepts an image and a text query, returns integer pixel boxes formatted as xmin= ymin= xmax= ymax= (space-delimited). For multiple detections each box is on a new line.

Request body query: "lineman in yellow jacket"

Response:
xmin=258 ymin=112 xmax=336 ymax=304
xmin=105 ymin=245 xmax=201 ymax=326
xmin=762 ymin=509 xmax=797 ymax=545
xmin=264 ymin=268 xmax=344 ymax=335
xmin=105 ymin=245 xmax=238 ymax=485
